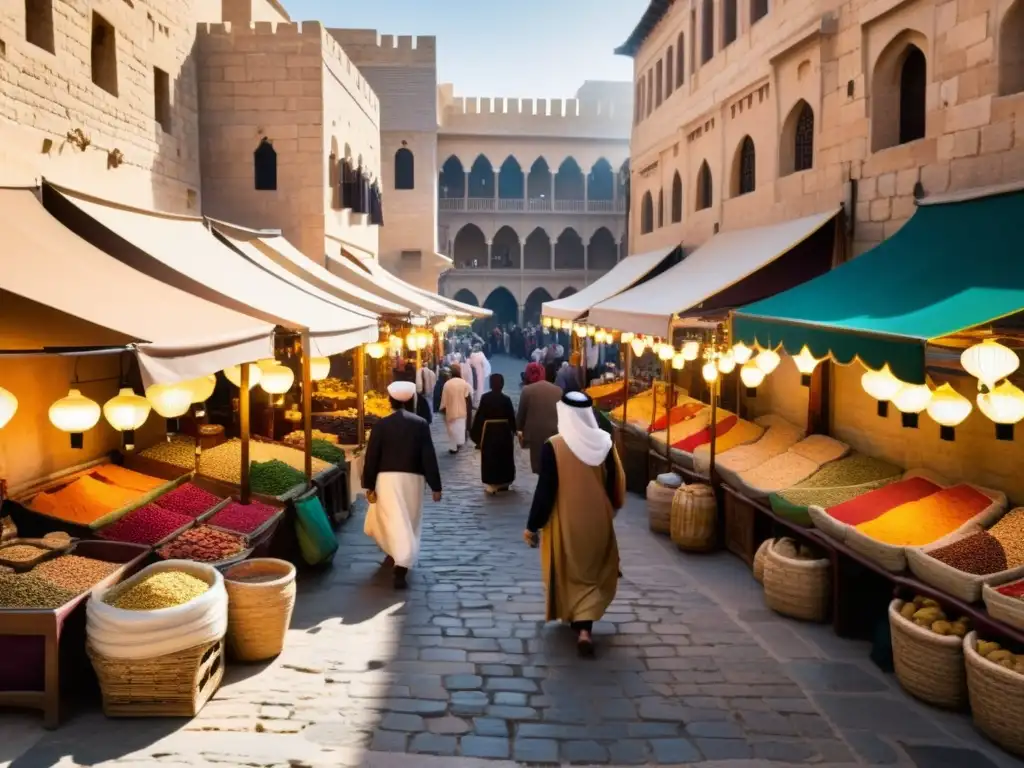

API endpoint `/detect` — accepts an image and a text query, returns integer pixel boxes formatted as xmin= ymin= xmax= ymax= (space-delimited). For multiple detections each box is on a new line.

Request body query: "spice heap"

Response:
xmin=312 ymin=413 xmax=376 ymax=444
xmin=139 ymin=435 xmax=198 ymax=470
xmin=91 ymin=465 xmax=165 ymax=493
xmin=251 ymin=441 xmax=332 ymax=475
xmin=828 ymin=476 xmax=941 ymax=525
xmin=106 ymin=570 xmax=210 ymax=610
xmin=0 ymin=544 xmax=51 ymax=563
xmin=250 ymin=459 xmax=305 ymax=497
xmin=315 ymin=378 xmax=358 ymax=400
xmin=796 ymin=454 xmax=903 ymax=489
xmin=99 ymin=504 xmax=193 ymax=546
xmin=976 ymin=638 xmax=1024 ymax=674
xmin=158 ymin=526 xmax=246 ymax=563
xmin=283 ymin=429 xmax=339 ymax=448
xmin=209 ymin=500 xmax=278 ymax=535
xmin=0 ymin=573 xmax=76 ymax=608
xmin=310 ymin=439 xmax=344 ymax=465
xmin=197 ymin=440 xmax=331 ymax=486
xmin=898 ymin=595 xmax=970 ymax=637
xmin=854 ymin=484 xmax=991 ymax=546
xmin=30 ymin=475 xmax=142 ymax=525
xmin=155 ymin=483 xmax=223 ymax=519
xmin=996 ymin=580 xmax=1024 ymax=599
xmin=34 ymin=555 xmax=119 ymax=593
xmin=928 ymin=508 xmax=1024 ymax=575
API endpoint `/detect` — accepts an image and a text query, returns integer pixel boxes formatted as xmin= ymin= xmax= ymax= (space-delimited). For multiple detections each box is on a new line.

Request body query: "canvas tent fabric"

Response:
xmin=47 ymin=184 xmax=378 ymax=359
xmin=732 ymin=186 xmax=1024 ymax=385
xmin=0 ymin=187 xmax=274 ymax=387
xmin=588 ymin=210 xmax=839 ymax=337
xmin=541 ymin=245 xmax=679 ymax=322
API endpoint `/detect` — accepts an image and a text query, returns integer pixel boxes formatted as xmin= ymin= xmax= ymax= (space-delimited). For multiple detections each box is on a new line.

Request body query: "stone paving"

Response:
xmin=4 ymin=355 xmax=1024 ymax=768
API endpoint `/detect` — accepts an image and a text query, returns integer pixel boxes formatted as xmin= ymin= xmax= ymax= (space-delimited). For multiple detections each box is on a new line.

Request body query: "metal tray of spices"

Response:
xmin=0 ymin=537 xmax=76 ymax=572
xmin=207 ymin=504 xmax=285 ymax=545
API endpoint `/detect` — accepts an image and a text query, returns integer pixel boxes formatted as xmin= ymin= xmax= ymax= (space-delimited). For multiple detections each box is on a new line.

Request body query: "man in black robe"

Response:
xmin=470 ymin=373 xmax=517 ymax=495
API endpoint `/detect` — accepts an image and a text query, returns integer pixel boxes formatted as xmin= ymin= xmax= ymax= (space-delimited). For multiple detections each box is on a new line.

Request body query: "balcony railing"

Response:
xmin=438 ymin=198 xmax=626 ymax=214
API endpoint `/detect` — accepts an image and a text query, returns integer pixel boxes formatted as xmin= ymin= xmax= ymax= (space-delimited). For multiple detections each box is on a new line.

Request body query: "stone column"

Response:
xmin=584 ymin=173 xmax=589 ymax=211
xmin=463 ymin=170 xmax=470 ymax=207
xmin=522 ymin=172 xmax=528 ymax=209
xmin=519 ymin=238 xmax=525 ymax=271
xmin=550 ymin=173 xmax=556 ymax=210
xmin=549 ymin=231 xmax=555 ymax=270
xmin=486 ymin=239 xmax=493 ymax=268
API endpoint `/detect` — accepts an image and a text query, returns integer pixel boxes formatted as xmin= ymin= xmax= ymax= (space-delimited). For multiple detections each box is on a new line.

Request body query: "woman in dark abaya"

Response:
xmin=470 ymin=373 xmax=517 ymax=495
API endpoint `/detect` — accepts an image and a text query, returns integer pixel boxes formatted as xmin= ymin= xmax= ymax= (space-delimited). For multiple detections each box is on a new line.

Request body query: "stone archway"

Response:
xmin=453 ymin=224 xmax=487 ymax=268
xmin=588 ymin=228 xmax=618 ymax=271
xmin=588 ymin=158 xmax=615 ymax=201
xmin=558 ymin=287 xmax=578 ymax=298
xmin=484 ymin=286 xmax=518 ymax=327
xmin=453 ymin=288 xmax=480 ymax=306
xmin=468 ymin=155 xmax=495 ymax=198
xmin=498 ymin=156 xmax=524 ymax=200
xmin=523 ymin=287 xmax=553 ymax=326
xmin=492 ymin=226 xmax=520 ymax=269
xmin=439 ymin=156 xmax=465 ymax=198
xmin=523 ymin=227 xmax=551 ymax=269
xmin=554 ymin=228 xmax=584 ymax=269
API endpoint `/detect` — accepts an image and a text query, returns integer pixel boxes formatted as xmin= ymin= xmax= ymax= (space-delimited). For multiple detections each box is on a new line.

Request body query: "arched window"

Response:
xmin=656 ymin=60 xmax=664 ymax=107
xmin=999 ymin=1 xmax=1024 ymax=96
xmin=751 ymin=0 xmax=769 ymax=23
xmin=254 ymin=137 xmax=277 ymax=191
xmin=394 ymin=148 xmax=414 ymax=190
xmin=736 ymin=137 xmax=756 ymax=196
xmin=696 ymin=162 xmax=712 ymax=211
xmin=666 ymin=47 xmax=674 ymax=98
xmin=701 ymin=0 xmax=714 ymax=64
xmin=647 ymin=71 xmax=654 ymax=116
xmin=671 ymin=171 xmax=683 ymax=223
xmin=723 ymin=0 xmax=738 ymax=46
xmin=640 ymin=191 xmax=654 ymax=234
xmin=777 ymin=100 xmax=816 ymax=174
xmin=657 ymin=189 xmax=664 ymax=227
xmin=677 ymin=33 xmax=685 ymax=87
xmin=898 ymin=46 xmax=927 ymax=144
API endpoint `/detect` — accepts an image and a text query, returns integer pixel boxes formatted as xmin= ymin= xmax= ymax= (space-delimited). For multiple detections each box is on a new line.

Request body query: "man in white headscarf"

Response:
xmin=523 ymin=391 xmax=625 ymax=657
xmin=363 ymin=381 xmax=442 ymax=589
xmin=468 ymin=344 xmax=490 ymax=407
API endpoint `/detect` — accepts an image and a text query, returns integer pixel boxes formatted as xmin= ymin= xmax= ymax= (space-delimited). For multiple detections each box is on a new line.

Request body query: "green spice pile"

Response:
xmin=310 ymin=439 xmax=344 ymax=465
xmin=793 ymin=454 xmax=902 ymax=489
xmin=107 ymin=571 xmax=210 ymax=610
xmin=0 ymin=573 xmax=76 ymax=609
xmin=34 ymin=555 xmax=119 ymax=593
xmin=250 ymin=459 xmax=305 ymax=496
xmin=0 ymin=544 xmax=51 ymax=563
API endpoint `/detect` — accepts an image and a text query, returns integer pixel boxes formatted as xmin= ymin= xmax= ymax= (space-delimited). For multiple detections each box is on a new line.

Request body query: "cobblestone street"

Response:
xmin=3 ymin=355 xmax=1023 ymax=768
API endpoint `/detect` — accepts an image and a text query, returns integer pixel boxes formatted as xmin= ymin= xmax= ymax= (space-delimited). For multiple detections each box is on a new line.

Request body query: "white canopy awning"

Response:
xmin=48 ymin=185 xmax=378 ymax=359
xmin=588 ymin=210 xmax=840 ymax=337
xmin=0 ymin=187 xmax=275 ymax=387
xmin=541 ymin=245 xmax=679 ymax=323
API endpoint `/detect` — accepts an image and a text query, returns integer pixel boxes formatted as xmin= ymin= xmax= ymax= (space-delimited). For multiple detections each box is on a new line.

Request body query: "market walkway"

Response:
xmin=3 ymin=355 xmax=1022 ymax=768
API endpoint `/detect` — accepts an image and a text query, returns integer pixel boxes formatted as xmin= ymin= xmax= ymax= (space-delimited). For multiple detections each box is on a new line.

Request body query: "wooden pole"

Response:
xmin=664 ymin=359 xmax=672 ymax=465
xmin=301 ymin=331 xmax=313 ymax=484
xmin=240 ymin=363 xmax=251 ymax=504
xmin=708 ymin=375 xmax=719 ymax=483
xmin=356 ymin=345 xmax=366 ymax=447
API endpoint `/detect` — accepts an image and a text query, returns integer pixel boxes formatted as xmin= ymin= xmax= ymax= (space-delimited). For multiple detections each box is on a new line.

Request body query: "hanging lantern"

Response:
xmin=732 ymin=342 xmax=753 ymax=365
xmin=586 ymin=325 xmax=596 ymax=337
xmin=927 ymin=383 xmax=972 ymax=441
xmin=0 ymin=386 xmax=17 ymax=429
xmin=389 ymin=335 xmax=404 ymax=351
xmin=740 ymin=360 xmax=766 ymax=395
xmin=658 ymin=344 xmax=674 ymax=361
xmin=595 ymin=329 xmax=608 ymax=344
xmin=682 ymin=341 xmax=700 ymax=361
xmin=755 ymin=348 xmax=781 ymax=375
xmin=702 ymin=361 xmax=719 ymax=383
xmin=575 ymin=324 xmax=587 ymax=338
xmin=405 ymin=334 xmax=417 ymax=351
xmin=792 ymin=346 xmax=820 ymax=386
xmin=892 ymin=383 xmax=932 ymax=428
xmin=671 ymin=352 xmax=686 ymax=370
xmin=224 ymin=364 xmax=262 ymax=390
xmin=961 ymin=339 xmax=1019 ymax=391
xmin=187 ymin=375 xmax=216 ymax=404
xmin=366 ymin=342 xmax=386 ymax=359
xmin=257 ymin=358 xmax=279 ymax=372
xmin=260 ymin=364 xmax=295 ymax=395
xmin=310 ymin=357 xmax=331 ymax=381
xmin=717 ymin=351 xmax=736 ymax=374
xmin=50 ymin=388 xmax=101 ymax=449
xmin=645 ymin=336 xmax=655 ymax=348
xmin=620 ymin=331 xmax=634 ymax=344
xmin=146 ymin=381 xmax=192 ymax=437
xmin=860 ymin=364 xmax=902 ymax=417
xmin=630 ymin=337 xmax=646 ymax=357
xmin=103 ymin=388 xmax=151 ymax=451
xmin=445 ymin=315 xmax=457 ymax=325
xmin=978 ymin=380 xmax=1024 ymax=440
xmin=542 ymin=317 xmax=552 ymax=328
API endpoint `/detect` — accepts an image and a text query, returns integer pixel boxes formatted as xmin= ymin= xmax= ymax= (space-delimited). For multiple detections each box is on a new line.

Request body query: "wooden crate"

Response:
xmin=724 ymin=487 xmax=758 ymax=566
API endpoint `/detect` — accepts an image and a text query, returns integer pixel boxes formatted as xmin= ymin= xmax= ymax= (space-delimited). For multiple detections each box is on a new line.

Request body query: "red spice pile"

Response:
xmin=998 ymin=580 xmax=1024 ymax=599
xmin=155 ymin=483 xmax=223 ymax=519
xmin=209 ymin=500 xmax=278 ymax=535
xmin=99 ymin=504 xmax=192 ymax=546
xmin=158 ymin=526 xmax=246 ymax=563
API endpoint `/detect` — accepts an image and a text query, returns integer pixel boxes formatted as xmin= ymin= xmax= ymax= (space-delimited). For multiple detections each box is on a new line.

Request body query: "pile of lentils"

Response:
xmin=138 ymin=435 xmax=198 ymax=470
xmin=157 ymin=526 xmax=246 ymax=563
xmin=106 ymin=570 xmax=210 ymax=611
xmin=0 ymin=573 xmax=76 ymax=609
xmin=98 ymin=504 xmax=193 ymax=547
xmin=250 ymin=459 xmax=305 ymax=497
xmin=155 ymin=483 xmax=223 ymax=519
xmin=208 ymin=500 xmax=278 ymax=535
xmin=0 ymin=544 xmax=51 ymax=564
xmin=929 ymin=508 xmax=1024 ymax=575
xmin=310 ymin=439 xmax=344 ymax=465
xmin=33 ymin=555 xmax=119 ymax=593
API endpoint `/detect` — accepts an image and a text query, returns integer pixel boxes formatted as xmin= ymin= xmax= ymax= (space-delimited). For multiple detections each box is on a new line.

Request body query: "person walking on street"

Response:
xmin=471 ymin=373 xmax=517 ymax=495
xmin=523 ymin=391 xmax=625 ymax=657
xmin=362 ymin=381 xmax=443 ymax=590
xmin=516 ymin=362 xmax=562 ymax=474
xmin=555 ymin=351 xmax=583 ymax=393
xmin=439 ymin=363 xmax=474 ymax=454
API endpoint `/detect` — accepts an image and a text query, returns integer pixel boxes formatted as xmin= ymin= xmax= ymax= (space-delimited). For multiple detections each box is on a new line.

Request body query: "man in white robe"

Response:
xmin=468 ymin=346 xmax=488 ymax=407
xmin=362 ymin=381 xmax=442 ymax=589
xmin=439 ymin=363 xmax=474 ymax=453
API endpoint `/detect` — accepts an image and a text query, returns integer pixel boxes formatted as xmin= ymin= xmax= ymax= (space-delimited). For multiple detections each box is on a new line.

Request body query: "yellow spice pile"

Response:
xmin=107 ymin=571 xmax=210 ymax=611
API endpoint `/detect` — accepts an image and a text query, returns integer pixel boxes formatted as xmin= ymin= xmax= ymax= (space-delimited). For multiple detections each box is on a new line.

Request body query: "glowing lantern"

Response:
xmin=978 ymin=380 xmax=1024 ymax=440
xmin=187 ymin=375 xmax=217 ymax=404
xmin=755 ymin=348 xmax=781 ymax=375
xmin=792 ymin=346 xmax=820 ymax=385
xmin=702 ymin=361 xmax=719 ymax=383
xmin=146 ymin=382 xmax=192 ymax=419
xmin=542 ymin=317 xmax=552 ymax=328
xmin=860 ymin=365 xmax=902 ymax=418
xmin=103 ymin=388 xmax=151 ymax=450
xmin=961 ymin=339 xmax=1019 ymax=390
xmin=260 ymin=364 xmax=295 ymax=395
xmin=586 ymin=325 xmax=596 ymax=337
xmin=50 ymin=388 xmax=101 ymax=449
xmin=552 ymin=318 xmax=562 ymax=330
xmin=389 ymin=335 xmax=403 ymax=351
xmin=405 ymin=334 xmax=417 ymax=351
xmin=658 ymin=344 xmax=674 ymax=361
xmin=224 ymin=364 xmax=262 ymax=390
xmin=595 ymin=330 xmax=608 ymax=344
xmin=717 ymin=351 xmax=736 ymax=374
xmin=740 ymin=360 xmax=766 ymax=389
xmin=0 ymin=386 xmax=17 ymax=429
xmin=732 ymin=342 xmax=753 ymax=365
xmin=257 ymin=358 xmax=279 ymax=372
xmin=893 ymin=383 xmax=932 ymax=414
xmin=445 ymin=315 xmax=457 ymax=325
xmin=630 ymin=337 xmax=646 ymax=357
xmin=927 ymin=383 xmax=973 ymax=441
xmin=621 ymin=332 xmax=634 ymax=343
xmin=682 ymin=341 xmax=700 ymax=361
xmin=310 ymin=357 xmax=331 ymax=381
xmin=575 ymin=324 xmax=587 ymax=338
xmin=366 ymin=342 xmax=386 ymax=359
xmin=671 ymin=353 xmax=686 ymax=370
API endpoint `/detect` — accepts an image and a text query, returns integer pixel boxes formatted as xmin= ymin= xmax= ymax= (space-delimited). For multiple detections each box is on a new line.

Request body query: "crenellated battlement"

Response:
xmin=444 ymin=96 xmax=626 ymax=119
xmin=197 ymin=20 xmax=380 ymax=119
xmin=327 ymin=28 xmax=437 ymax=67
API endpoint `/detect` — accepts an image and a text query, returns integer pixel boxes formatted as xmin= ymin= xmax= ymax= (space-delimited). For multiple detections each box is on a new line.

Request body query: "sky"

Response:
xmin=283 ymin=0 xmax=648 ymax=99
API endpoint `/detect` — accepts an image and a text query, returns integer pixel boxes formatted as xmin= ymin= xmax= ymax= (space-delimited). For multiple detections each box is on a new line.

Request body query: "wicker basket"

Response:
xmin=982 ymin=581 xmax=1024 ymax=631
xmin=753 ymin=538 xmax=772 ymax=584
xmin=646 ymin=480 xmax=676 ymax=534
xmin=763 ymin=540 xmax=830 ymax=622
xmin=670 ymin=484 xmax=717 ymax=552
xmin=88 ymin=638 xmax=224 ymax=717
xmin=223 ymin=558 xmax=296 ymax=662
xmin=888 ymin=599 xmax=966 ymax=709
xmin=964 ymin=631 xmax=1024 ymax=756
